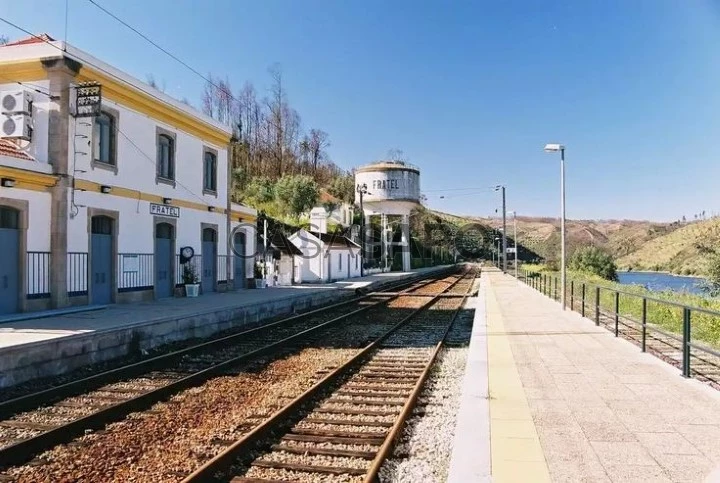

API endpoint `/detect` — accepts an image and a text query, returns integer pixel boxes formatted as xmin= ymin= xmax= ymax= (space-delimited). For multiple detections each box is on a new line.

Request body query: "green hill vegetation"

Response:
xmin=618 ymin=218 xmax=720 ymax=276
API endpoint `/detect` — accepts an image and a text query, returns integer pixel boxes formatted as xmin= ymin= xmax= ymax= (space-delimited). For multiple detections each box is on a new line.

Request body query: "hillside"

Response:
xmin=431 ymin=210 xmax=681 ymax=263
xmin=617 ymin=218 xmax=720 ymax=275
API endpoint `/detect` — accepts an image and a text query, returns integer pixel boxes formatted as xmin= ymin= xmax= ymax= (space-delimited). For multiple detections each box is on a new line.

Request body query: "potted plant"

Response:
xmin=254 ymin=261 xmax=266 ymax=288
xmin=182 ymin=263 xmax=200 ymax=297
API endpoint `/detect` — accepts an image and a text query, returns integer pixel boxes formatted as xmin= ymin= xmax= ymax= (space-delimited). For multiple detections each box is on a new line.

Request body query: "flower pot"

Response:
xmin=255 ymin=279 xmax=266 ymax=289
xmin=185 ymin=283 xmax=200 ymax=297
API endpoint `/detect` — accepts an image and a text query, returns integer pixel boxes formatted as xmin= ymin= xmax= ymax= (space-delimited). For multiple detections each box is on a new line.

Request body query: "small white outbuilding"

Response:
xmin=288 ymin=229 xmax=362 ymax=283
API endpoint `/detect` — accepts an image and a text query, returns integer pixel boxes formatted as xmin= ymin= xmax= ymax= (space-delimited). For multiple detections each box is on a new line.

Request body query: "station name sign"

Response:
xmin=371 ymin=179 xmax=401 ymax=190
xmin=150 ymin=203 xmax=180 ymax=218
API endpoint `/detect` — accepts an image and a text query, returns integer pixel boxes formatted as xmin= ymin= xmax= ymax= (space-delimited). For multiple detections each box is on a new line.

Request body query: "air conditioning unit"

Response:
xmin=1 ymin=90 xmax=33 ymax=115
xmin=1 ymin=113 xmax=33 ymax=141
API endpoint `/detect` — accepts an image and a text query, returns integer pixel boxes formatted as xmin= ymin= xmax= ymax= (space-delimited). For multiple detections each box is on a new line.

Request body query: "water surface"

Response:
xmin=617 ymin=271 xmax=706 ymax=295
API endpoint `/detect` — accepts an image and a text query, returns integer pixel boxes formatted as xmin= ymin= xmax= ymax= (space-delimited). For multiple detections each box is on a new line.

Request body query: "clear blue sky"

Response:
xmin=3 ymin=0 xmax=720 ymax=222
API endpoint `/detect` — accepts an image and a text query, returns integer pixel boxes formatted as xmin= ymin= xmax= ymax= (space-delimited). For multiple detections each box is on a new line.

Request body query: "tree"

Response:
xmin=328 ymin=174 xmax=355 ymax=204
xmin=569 ymin=246 xmax=618 ymax=281
xmin=307 ymin=129 xmax=330 ymax=173
xmin=701 ymin=255 xmax=720 ymax=296
xmin=275 ymin=175 xmax=319 ymax=216
xmin=244 ymin=176 xmax=275 ymax=204
xmin=266 ymin=64 xmax=286 ymax=177
xmin=0 ymin=35 xmax=8 ymax=46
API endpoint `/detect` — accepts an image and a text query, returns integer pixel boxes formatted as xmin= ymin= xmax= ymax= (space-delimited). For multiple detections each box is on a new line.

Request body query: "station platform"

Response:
xmin=449 ymin=270 xmax=720 ymax=483
xmin=0 ymin=265 xmax=452 ymax=388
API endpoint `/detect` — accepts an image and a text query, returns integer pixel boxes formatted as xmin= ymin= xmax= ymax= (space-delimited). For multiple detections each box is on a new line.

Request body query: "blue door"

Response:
xmin=202 ymin=228 xmax=217 ymax=293
xmin=233 ymin=232 xmax=246 ymax=289
xmin=0 ymin=207 xmax=20 ymax=314
xmin=155 ymin=223 xmax=173 ymax=298
xmin=91 ymin=216 xmax=113 ymax=305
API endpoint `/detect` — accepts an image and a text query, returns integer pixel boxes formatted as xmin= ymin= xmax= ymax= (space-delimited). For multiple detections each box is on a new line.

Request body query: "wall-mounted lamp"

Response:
xmin=208 ymin=206 xmax=215 ymax=212
xmin=100 ymin=185 xmax=112 ymax=194
xmin=163 ymin=197 xmax=172 ymax=205
xmin=1 ymin=178 xmax=16 ymax=188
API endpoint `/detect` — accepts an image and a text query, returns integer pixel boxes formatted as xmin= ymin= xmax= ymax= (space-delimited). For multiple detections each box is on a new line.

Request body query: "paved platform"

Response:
xmin=449 ymin=269 xmax=720 ymax=483
xmin=0 ymin=266 xmax=451 ymax=388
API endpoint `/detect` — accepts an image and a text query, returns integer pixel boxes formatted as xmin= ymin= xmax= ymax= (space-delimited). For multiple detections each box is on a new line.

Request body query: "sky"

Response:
xmin=2 ymin=0 xmax=720 ymax=222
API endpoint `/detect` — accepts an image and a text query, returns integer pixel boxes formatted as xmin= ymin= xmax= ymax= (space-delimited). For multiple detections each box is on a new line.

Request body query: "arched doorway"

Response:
xmin=201 ymin=227 xmax=217 ymax=293
xmin=155 ymin=223 xmax=174 ymax=298
xmin=0 ymin=206 xmax=20 ymax=314
xmin=233 ymin=231 xmax=246 ymax=289
xmin=90 ymin=215 xmax=113 ymax=305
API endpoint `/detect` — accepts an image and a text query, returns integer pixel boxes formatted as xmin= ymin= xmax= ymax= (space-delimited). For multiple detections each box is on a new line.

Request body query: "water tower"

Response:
xmin=354 ymin=161 xmax=421 ymax=272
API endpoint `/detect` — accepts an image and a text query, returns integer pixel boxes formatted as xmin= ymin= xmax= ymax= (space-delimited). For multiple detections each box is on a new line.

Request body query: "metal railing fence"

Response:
xmin=519 ymin=269 xmax=720 ymax=384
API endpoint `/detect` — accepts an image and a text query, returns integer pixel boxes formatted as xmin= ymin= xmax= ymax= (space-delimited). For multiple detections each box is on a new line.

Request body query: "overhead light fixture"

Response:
xmin=163 ymin=197 xmax=172 ymax=205
xmin=1 ymin=178 xmax=16 ymax=188
xmin=208 ymin=206 xmax=215 ymax=212
xmin=100 ymin=185 xmax=112 ymax=194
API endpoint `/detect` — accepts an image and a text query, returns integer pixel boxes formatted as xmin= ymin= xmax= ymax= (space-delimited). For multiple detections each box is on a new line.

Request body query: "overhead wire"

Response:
xmin=0 ymin=15 xmax=225 ymax=133
xmin=0 ymin=16 xmax=232 ymax=208
xmin=84 ymin=0 xmax=254 ymax=118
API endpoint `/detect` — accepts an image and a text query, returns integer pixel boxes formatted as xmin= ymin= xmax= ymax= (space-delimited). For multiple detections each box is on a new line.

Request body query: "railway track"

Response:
xmin=0 ymin=269 xmax=455 ymax=470
xmin=182 ymin=270 xmax=477 ymax=483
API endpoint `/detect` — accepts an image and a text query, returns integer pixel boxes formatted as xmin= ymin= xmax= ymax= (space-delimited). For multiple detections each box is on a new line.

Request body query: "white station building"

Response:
xmin=354 ymin=160 xmax=421 ymax=272
xmin=0 ymin=34 xmax=256 ymax=315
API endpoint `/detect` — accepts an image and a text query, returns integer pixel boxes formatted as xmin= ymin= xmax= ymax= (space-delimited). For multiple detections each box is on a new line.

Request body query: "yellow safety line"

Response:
xmin=486 ymin=277 xmax=551 ymax=482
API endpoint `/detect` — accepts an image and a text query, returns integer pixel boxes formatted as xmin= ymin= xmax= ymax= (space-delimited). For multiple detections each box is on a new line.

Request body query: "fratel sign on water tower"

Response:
xmin=354 ymin=161 xmax=421 ymax=272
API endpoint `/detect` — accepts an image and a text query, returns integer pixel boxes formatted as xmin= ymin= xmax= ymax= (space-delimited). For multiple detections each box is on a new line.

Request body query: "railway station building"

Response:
xmin=0 ymin=34 xmax=256 ymax=315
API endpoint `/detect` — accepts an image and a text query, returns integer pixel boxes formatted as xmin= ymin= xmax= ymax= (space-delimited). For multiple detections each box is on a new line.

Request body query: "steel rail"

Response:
xmin=0 ymin=268 xmax=456 ymax=468
xmin=0 ymin=268 xmax=446 ymax=418
xmin=362 ymin=271 xmax=476 ymax=482
xmin=182 ymin=269 xmax=475 ymax=483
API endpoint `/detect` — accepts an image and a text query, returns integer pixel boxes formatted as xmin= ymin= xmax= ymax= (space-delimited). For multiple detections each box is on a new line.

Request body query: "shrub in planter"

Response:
xmin=182 ymin=263 xmax=200 ymax=297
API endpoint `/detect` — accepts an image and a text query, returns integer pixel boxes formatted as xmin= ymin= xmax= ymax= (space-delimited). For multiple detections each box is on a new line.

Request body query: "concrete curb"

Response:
xmin=0 ymin=266 xmax=452 ymax=388
xmin=447 ymin=275 xmax=492 ymax=483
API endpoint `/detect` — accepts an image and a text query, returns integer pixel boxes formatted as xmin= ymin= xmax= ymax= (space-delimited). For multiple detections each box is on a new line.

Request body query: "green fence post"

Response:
xmin=641 ymin=297 xmax=647 ymax=352
xmin=614 ymin=291 xmax=620 ymax=337
xmin=595 ymin=286 xmax=600 ymax=326
xmin=682 ymin=308 xmax=691 ymax=378
xmin=581 ymin=283 xmax=586 ymax=317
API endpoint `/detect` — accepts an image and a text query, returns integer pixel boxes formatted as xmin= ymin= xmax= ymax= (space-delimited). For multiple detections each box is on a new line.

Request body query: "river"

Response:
xmin=616 ymin=271 xmax=707 ymax=295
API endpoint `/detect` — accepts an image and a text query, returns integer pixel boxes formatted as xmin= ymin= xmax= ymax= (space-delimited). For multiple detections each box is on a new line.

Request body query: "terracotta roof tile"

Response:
xmin=0 ymin=139 xmax=33 ymax=160
xmin=2 ymin=34 xmax=55 ymax=47
xmin=319 ymin=190 xmax=340 ymax=204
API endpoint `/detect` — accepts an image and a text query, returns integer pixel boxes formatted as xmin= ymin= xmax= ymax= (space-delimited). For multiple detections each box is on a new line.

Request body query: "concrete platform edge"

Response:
xmin=0 ymin=266 xmax=452 ymax=388
xmin=447 ymin=276 xmax=492 ymax=483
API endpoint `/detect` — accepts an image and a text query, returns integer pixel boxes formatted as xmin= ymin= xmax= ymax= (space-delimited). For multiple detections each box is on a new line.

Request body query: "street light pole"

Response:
xmin=544 ymin=143 xmax=567 ymax=310
xmin=513 ymin=210 xmax=518 ymax=278
xmin=495 ymin=185 xmax=507 ymax=273
xmin=502 ymin=186 xmax=507 ymax=273
xmin=560 ymin=148 xmax=566 ymax=309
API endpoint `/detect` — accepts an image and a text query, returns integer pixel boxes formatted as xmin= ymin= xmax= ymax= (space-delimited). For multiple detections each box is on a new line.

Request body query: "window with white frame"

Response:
xmin=203 ymin=150 xmax=217 ymax=192
xmin=157 ymin=133 xmax=175 ymax=180
xmin=93 ymin=111 xmax=116 ymax=165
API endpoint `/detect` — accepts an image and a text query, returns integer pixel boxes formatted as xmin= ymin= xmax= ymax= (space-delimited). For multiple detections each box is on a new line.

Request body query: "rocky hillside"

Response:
xmin=617 ymin=218 xmax=720 ymax=275
xmin=431 ymin=210 xmax=681 ymax=264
